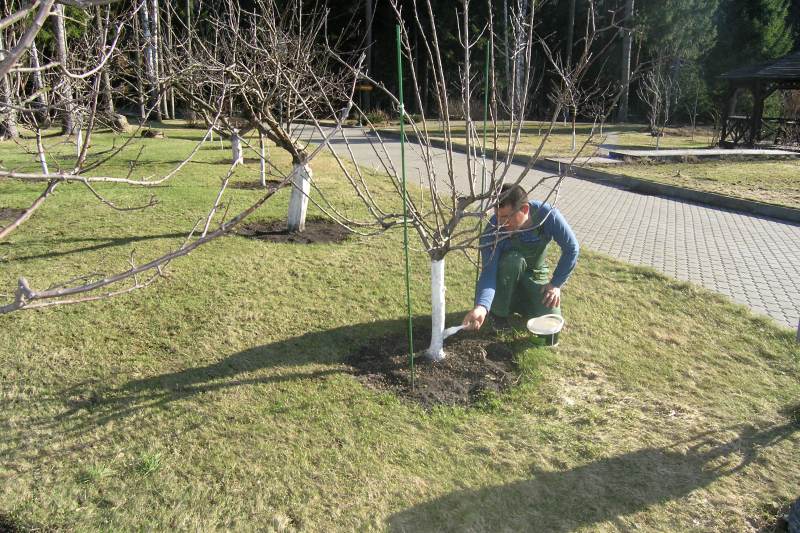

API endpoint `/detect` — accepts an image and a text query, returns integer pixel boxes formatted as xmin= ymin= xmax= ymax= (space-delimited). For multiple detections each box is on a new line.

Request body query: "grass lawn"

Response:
xmin=1 ymin=126 xmax=798 ymax=531
xmin=598 ymin=159 xmax=800 ymax=210
xmin=381 ymin=120 xmax=714 ymax=159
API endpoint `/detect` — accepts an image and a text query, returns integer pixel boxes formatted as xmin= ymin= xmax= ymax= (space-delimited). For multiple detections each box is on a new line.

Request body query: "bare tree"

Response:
xmin=637 ymin=58 xmax=678 ymax=149
xmin=543 ymin=1 xmax=621 ymax=151
xmin=167 ymin=0 xmax=351 ymax=232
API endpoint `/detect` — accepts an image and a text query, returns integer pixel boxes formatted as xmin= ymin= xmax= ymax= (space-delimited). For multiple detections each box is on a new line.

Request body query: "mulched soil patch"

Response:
xmin=235 ymin=219 xmax=349 ymax=244
xmin=0 ymin=207 xmax=25 ymax=223
xmin=228 ymin=180 xmax=284 ymax=190
xmin=347 ymin=330 xmax=518 ymax=408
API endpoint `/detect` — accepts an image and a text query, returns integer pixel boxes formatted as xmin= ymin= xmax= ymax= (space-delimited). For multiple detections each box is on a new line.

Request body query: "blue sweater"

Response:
xmin=475 ymin=200 xmax=580 ymax=310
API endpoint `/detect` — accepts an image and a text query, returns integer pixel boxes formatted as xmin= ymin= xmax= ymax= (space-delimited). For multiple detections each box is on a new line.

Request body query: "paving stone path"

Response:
xmin=311 ymin=126 xmax=800 ymax=329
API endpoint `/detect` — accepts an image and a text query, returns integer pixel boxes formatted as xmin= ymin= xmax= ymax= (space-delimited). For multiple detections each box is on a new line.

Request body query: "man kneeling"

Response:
xmin=462 ymin=184 xmax=580 ymax=332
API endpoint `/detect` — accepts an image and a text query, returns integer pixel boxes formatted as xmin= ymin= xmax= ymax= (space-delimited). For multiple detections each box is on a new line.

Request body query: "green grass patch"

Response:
xmin=1 ymin=127 xmax=798 ymax=531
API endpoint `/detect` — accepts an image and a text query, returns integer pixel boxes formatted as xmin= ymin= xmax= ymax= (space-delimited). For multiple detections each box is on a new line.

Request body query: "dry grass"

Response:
xmin=604 ymin=159 xmax=800 ymax=209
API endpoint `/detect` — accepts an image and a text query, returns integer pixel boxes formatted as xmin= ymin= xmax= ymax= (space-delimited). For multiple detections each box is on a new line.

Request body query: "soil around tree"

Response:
xmin=347 ymin=329 xmax=518 ymax=408
xmin=0 ymin=207 xmax=25 ymax=224
xmin=236 ymin=218 xmax=350 ymax=244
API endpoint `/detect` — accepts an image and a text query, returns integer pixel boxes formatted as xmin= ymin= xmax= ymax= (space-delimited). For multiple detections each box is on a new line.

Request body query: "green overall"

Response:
xmin=490 ymin=226 xmax=561 ymax=319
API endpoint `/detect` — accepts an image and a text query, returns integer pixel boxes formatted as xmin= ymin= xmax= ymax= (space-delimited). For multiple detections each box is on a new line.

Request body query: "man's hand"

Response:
xmin=462 ymin=306 xmax=488 ymax=331
xmin=540 ymin=283 xmax=561 ymax=308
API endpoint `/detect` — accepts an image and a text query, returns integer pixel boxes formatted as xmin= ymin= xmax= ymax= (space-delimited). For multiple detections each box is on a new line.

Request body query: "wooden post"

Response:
xmin=749 ymin=82 xmax=764 ymax=147
xmin=719 ymin=86 xmax=736 ymax=146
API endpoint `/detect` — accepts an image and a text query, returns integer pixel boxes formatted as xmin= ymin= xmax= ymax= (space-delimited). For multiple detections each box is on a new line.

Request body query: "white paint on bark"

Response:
xmin=287 ymin=163 xmax=311 ymax=232
xmin=231 ymin=129 xmax=243 ymax=165
xmin=427 ymin=258 xmax=446 ymax=361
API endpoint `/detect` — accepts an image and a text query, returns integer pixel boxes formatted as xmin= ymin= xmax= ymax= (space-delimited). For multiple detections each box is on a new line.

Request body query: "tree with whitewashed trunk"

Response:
xmin=165 ymin=0 xmax=348 ymax=232
xmin=310 ymin=0 xmax=624 ymax=361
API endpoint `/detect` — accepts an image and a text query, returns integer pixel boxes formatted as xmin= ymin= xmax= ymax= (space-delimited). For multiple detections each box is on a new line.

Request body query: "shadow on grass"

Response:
xmin=387 ymin=409 xmax=800 ymax=532
xmin=11 ymin=232 xmax=189 ymax=262
xmin=49 ymin=314 xmax=473 ymax=431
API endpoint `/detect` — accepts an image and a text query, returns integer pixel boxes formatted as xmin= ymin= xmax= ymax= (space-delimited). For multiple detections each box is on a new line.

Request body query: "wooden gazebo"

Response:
xmin=719 ymin=50 xmax=800 ymax=147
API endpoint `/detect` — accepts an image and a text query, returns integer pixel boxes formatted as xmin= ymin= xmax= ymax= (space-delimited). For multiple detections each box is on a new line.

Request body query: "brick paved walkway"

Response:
xmin=315 ymin=127 xmax=800 ymax=329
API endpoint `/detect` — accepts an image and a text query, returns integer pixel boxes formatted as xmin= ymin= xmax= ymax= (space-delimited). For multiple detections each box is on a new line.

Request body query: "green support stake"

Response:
xmin=475 ymin=43 xmax=491 ymax=297
xmin=397 ymin=25 xmax=415 ymax=390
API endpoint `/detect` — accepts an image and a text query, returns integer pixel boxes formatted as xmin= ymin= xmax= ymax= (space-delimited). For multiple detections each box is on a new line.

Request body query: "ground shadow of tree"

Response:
xmin=387 ymin=409 xmax=800 ymax=532
xmin=11 ymin=314 xmax=466 ymax=444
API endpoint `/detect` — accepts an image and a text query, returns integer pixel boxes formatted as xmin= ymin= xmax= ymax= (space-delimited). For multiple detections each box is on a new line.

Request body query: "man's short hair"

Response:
xmin=498 ymin=184 xmax=528 ymax=211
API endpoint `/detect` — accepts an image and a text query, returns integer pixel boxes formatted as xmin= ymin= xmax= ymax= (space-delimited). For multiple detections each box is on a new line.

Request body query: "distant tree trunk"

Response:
xmin=184 ymin=0 xmax=196 ymax=121
xmin=139 ymin=0 xmax=162 ymax=121
xmin=512 ymin=0 xmax=530 ymax=120
xmin=364 ymin=0 xmax=372 ymax=111
xmin=503 ymin=0 xmax=511 ymax=108
xmin=165 ymin=0 xmax=176 ymax=118
xmin=29 ymin=42 xmax=49 ymax=126
xmin=566 ymin=0 xmax=576 ymax=69
xmin=53 ymin=5 xmax=78 ymax=135
xmin=259 ymin=131 xmax=267 ymax=187
xmin=0 ymin=31 xmax=19 ymax=140
xmin=617 ymin=0 xmax=634 ymax=123
xmin=95 ymin=8 xmax=115 ymax=116
xmin=151 ymin=0 xmax=169 ymax=120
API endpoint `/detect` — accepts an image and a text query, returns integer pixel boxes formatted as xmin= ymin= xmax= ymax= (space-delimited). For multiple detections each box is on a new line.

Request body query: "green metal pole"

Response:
xmin=397 ymin=25 xmax=415 ymax=390
xmin=475 ymin=43 xmax=491 ymax=296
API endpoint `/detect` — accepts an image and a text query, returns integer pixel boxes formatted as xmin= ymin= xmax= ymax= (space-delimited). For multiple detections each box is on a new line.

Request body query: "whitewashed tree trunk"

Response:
xmin=231 ymin=129 xmax=243 ymax=165
xmin=427 ymin=258 xmax=446 ymax=362
xmin=287 ymin=163 xmax=311 ymax=232
xmin=259 ymin=132 xmax=267 ymax=187
xmin=35 ymin=129 xmax=49 ymax=173
xmin=571 ymin=110 xmax=577 ymax=151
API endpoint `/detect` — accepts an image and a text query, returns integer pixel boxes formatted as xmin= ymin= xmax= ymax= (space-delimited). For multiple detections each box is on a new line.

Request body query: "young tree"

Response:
xmin=314 ymin=0 xmax=618 ymax=360
xmin=637 ymin=58 xmax=678 ymax=149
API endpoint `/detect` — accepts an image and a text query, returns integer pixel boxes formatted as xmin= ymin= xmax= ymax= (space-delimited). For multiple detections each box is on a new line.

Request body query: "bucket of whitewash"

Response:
xmin=526 ymin=314 xmax=564 ymax=347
